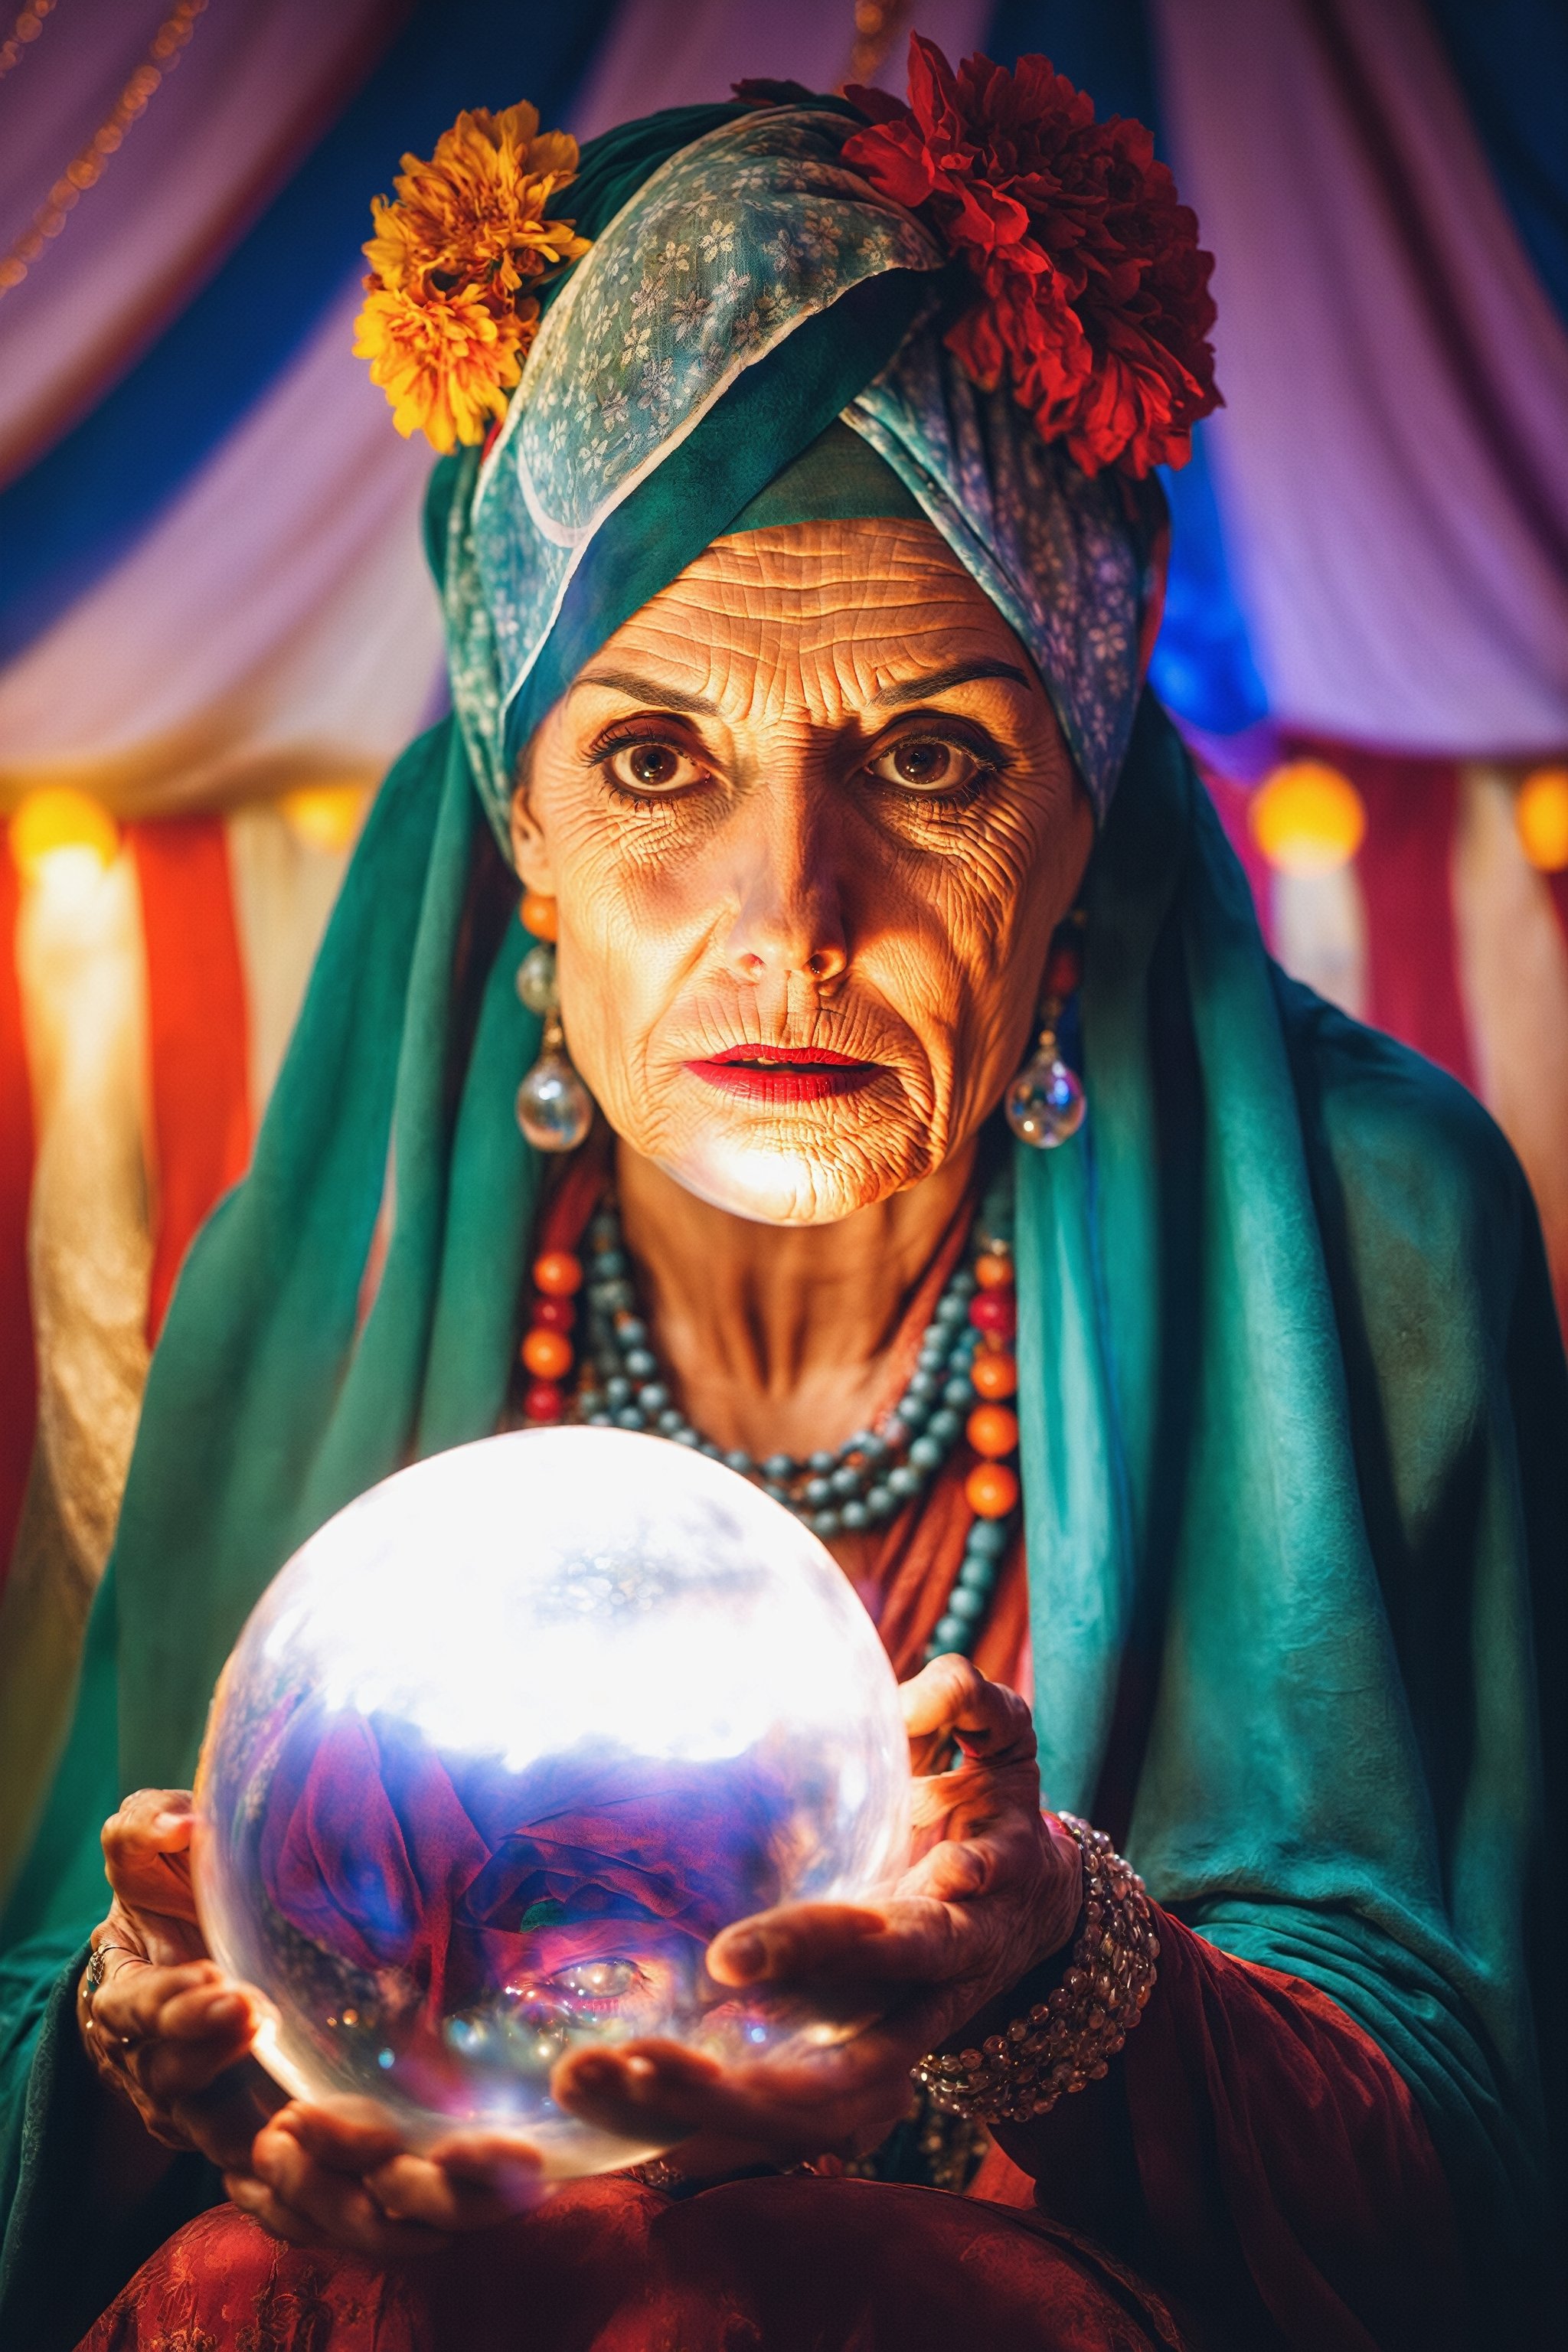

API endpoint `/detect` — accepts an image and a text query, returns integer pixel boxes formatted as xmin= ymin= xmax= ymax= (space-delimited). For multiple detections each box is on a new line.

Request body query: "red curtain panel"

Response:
xmin=130 ymin=818 xmax=252 ymax=1345
xmin=1292 ymin=743 xmax=1475 ymax=1088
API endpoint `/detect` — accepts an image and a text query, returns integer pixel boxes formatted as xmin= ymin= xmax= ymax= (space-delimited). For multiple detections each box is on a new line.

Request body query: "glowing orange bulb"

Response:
xmin=1250 ymin=761 xmax=1366 ymax=877
xmin=1516 ymin=768 xmax=1568 ymax=874
xmin=8 ymin=786 xmax=119 ymax=886
xmin=279 ymin=783 xmax=368 ymax=854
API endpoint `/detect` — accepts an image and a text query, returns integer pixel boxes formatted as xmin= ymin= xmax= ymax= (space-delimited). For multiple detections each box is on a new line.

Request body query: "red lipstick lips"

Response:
xmin=686 ymin=1044 xmax=880 ymax=1105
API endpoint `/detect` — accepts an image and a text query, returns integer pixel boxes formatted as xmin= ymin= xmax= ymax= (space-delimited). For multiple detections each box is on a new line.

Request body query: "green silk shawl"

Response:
xmin=1 ymin=694 xmax=1561 ymax=2341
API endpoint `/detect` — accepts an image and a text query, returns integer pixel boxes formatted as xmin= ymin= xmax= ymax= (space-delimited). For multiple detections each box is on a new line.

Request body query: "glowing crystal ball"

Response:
xmin=194 ymin=1428 xmax=911 ymax=2176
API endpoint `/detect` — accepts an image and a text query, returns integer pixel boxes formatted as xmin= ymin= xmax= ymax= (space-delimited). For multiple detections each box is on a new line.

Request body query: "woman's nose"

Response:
xmin=721 ymin=811 xmax=848 ymax=988
xmin=732 ymin=940 xmax=846 ymax=982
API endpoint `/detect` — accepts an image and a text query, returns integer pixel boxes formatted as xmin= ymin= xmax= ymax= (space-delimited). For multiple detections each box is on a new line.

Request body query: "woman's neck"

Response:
xmin=614 ymin=1138 xmax=978 ymax=1462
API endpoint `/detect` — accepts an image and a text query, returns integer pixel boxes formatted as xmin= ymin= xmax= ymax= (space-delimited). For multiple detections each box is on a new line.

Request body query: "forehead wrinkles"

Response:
xmin=607 ymin=528 xmax=1017 ymax=730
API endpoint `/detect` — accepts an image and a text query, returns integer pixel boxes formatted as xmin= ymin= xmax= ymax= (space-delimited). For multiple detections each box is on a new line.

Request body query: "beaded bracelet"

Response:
xmin=912 ymin=1815 xmax=1159 ymax=2124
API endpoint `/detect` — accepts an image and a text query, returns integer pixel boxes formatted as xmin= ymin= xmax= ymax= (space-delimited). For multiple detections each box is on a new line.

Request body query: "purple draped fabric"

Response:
xmin=257 ymin=1707 xmax=795 ymax=2017
xmin=1153 ymin=0 xmax=1568 ymax=755
xmin=0 ymin=0 xmax=389 ymax=485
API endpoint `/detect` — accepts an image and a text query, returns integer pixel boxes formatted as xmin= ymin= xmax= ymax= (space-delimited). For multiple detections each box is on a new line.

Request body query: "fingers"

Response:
xmin=87 ymin=1945 xmax=263 ymax=2168
xmin=260 ymin=2105 xmax=546 ymax=2235
xmin=95 ymin=1952 xmax=234 ymax=2043
xmin=264 ymin=2098 xmax=406 ymax=2175
xmin=554 ymin=2043 xmax=724 ymax=2148
xmin=243 ymin=2111 xmax=452 ymax=2259
xmin=557 ymin=2034 xmax=919 ymax=2162
xmin=369 ymin=2132 xmax=547 ymax=2230
xmin=101 ymin=1790 xmax=200 ymax=1920
xmin=172 ymin=2056 xmax=289 ymax=2176
xmin=93 ymin=1957 xmax=258 ymax=2103
xmin=709 ymin=1886 xmax=989 ymax=1992
xmin=426 ymin=2128 xmax=548 ymax=2203
xmin=223 ymin=2174 xmax=336 ymax=2251
xmin=707 ymin=1903 xmax=886 ymax=1988
xmin=148 ymin=1973 xmax=253 ymax=2050
xmin=227 ymin=2165 xmax=437 ymax=2258
xmin=136 ymin=2006 xmax=256 ymax=2109
xmin=901 ymin=1656 xmax=1036 ymax=1765
xmin=105 ymin=1788 xmax=194 ymax=1851
xmin=96 ymin=1892 xmax=208 ymax=1976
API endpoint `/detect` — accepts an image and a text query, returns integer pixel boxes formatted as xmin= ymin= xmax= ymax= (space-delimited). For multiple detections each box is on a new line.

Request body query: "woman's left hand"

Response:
xmin=554 ymin=1655 xmax=1083 ymax=2167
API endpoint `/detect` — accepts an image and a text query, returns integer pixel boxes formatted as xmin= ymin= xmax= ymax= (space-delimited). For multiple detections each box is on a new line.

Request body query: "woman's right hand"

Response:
xmin=78 ymin=1788 xmax=273 ymax=2173
xmin=80 ymin=1789 xmax=547 ymax=2256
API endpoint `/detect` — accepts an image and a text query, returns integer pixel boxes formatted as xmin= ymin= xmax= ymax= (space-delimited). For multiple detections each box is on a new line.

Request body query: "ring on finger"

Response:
xmin=83 ymin=1942 xmax=142 ymax=2002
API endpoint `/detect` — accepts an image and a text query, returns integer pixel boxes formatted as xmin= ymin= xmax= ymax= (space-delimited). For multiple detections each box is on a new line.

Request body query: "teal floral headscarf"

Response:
xmin=439 ymin=103 xmax=1166 ymax=846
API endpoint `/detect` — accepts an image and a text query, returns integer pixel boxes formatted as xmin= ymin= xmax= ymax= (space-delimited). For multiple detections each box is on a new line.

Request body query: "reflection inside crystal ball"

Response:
xmin=194 ymin=1429 xmax=911 ymax=2176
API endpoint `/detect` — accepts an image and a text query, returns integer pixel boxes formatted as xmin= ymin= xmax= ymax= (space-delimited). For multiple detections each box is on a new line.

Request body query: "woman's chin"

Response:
xmin=654 ymin=1130 xmax=897 ymax=1227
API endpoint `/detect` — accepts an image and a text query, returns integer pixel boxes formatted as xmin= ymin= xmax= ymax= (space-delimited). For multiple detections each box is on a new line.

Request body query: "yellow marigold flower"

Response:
xmin=356 ymin=99 xmax=590 ymax=449
xmin=352 ymin=281 xmax=535 ymax=454
xmin=364 ymin=102 xmax=590 ymax=307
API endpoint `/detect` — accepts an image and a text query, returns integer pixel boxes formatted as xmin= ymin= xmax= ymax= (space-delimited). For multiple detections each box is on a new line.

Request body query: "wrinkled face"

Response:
xmin=512 ymin=518 xmax=1094 ymax=1225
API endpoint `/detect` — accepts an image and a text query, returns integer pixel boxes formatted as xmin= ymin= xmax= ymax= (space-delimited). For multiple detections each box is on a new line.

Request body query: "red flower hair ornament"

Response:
xmin=843 ymin=37 xmax=1220 ymax=479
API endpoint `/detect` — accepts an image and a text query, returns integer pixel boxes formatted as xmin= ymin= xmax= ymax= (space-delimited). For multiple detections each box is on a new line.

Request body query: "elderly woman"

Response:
xmin=0 ymin=47 xmax=1560 ymax=2352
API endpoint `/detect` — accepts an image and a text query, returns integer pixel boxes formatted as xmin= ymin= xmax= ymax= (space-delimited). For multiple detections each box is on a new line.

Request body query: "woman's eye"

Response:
xmin=603 ymin=740 xmax=707 ymax=795
xmin=547 ymin=1959 xmax=642 ymax=2002
xmin=866 ymin=737 xmax=985 ymax=795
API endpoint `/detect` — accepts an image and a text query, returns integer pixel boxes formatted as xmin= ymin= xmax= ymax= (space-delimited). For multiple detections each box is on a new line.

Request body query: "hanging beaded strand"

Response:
xmin=926 ymin=1193 xmax=1020 ymax=1662
xmin=570 ymin=1200 xmax=987 ymax=1535
xmin=512 ymin=1173 xmax=1019 ymax=1661
xmin=517 ymin=1246 xmax=583 ymax=1424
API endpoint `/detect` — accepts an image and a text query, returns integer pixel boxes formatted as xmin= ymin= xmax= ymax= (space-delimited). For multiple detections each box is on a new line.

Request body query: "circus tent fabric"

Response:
xmin=1 ymin=0 xmax=1565 ymax=1676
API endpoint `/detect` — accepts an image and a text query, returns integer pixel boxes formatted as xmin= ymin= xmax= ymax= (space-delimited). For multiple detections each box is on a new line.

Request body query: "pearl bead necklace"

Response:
xmin=515 ymin=1177 xmax=1023 ymax=1664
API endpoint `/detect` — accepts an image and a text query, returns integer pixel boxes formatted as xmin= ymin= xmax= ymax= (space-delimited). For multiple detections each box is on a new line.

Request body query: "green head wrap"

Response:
xmin=726 ymin=418 xmax=923 ymax=531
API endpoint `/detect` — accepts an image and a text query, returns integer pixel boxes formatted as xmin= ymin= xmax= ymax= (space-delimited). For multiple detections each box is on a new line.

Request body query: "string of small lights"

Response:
xmin=841 ymin=0 xmax=913 ymax=90
xmin=0 ymin=0 xmax=60 ymax=86
xmin=0 ymin=0 xmax=207 ymax=299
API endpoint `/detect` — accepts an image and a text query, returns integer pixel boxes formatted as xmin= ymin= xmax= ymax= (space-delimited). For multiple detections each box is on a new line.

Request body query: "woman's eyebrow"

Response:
xmin=871 ymin=659 xmax=1032 ymax=707
xmin=569 ymin=668 xmax=721 ymax=716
